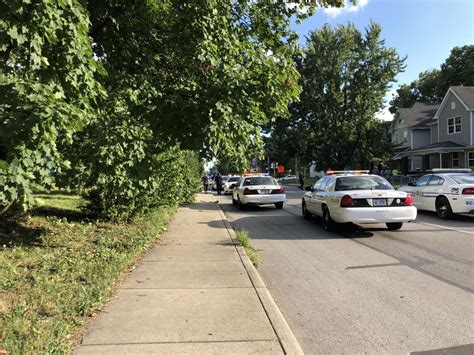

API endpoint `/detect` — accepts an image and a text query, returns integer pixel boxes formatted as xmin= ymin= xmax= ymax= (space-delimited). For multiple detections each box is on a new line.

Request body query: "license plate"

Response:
xmin=259 ymin=189 xmax=270 ymax=194
xmin=373 ymin=199 xmax=387 ymax=207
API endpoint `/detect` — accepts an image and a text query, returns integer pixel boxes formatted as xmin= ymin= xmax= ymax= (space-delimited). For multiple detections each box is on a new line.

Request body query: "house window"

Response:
xmin=452 ymin=152 xmax=460 ymax=167
xmin=403 ymin=131 xmax=408 ymax=141
xmin=447 ymin=116 xmax=461 ymax=134
xmin=451 ymin=102 xmax=455 ymax=109
xmin=469 ymin=152 xmax=474 ymax=167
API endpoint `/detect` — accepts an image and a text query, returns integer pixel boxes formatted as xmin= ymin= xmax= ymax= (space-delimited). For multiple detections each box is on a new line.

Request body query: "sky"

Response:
xmin=290 ymin=0 xmax=474 ymax=121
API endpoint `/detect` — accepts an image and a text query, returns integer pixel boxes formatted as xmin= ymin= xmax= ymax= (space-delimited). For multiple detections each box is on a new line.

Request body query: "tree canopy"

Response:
xmin=267 ymin=22 xmax=403 ymax=170
xmin=1 ymin=0 xmax=346 ymax=216
xmin=389 ymin=45 xmax=474 ymax=113
xmin=0 ymin=0 xmax=104 ymax=212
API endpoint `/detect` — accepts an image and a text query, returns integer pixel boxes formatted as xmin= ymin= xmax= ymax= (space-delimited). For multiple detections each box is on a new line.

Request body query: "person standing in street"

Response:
xmin=371 ymin=164 xmax=380 ymax=175
xmin=298 ymin=172 xmax=304 ymax=190
xmin=202 ymin=174 xmax=209 ymax=193
xmin=215 ymin=173 xmax=223 ymax=195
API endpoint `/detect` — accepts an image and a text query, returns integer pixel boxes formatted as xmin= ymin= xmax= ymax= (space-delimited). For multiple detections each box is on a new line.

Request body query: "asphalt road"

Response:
xmin=217 ymin=186 xmax=474 ymax=354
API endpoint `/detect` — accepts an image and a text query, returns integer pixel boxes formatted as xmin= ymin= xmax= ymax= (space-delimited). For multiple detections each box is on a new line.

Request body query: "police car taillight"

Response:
xmin=243 ymin=188 xmax=258 ymax=195
xmin=404 ymin=194 xmax=413 ymax=205
xmin=462 ymin=188 xmax=474 ymax=194
xmin=340 ymin=195 xmax=354 ymax=207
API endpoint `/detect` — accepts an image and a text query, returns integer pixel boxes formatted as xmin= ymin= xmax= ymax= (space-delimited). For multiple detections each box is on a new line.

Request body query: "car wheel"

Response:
xmin=302 ymin=200 xmax=311 ymax=219
xmin=275 ymin=202 xmax=283 ymax=209
xmin=238 ymin=197 xmax=245 ymax=210
xmin=386 ymin=222 xmax=403 ymax=230
xmin=436 ymin=197 xmax=453 ymax=219
xmin=322 ymin=206 xmax=334 ymax=231
xmin=232 ymin=195 xmax=237 ymax=205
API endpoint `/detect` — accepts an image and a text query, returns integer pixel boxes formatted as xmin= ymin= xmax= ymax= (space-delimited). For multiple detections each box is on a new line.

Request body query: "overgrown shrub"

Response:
xmin=80 ymin=145 xmax=201 ymax=220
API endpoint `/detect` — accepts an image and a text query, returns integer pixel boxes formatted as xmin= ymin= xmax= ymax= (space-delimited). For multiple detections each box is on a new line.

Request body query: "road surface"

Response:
xmin=218 ymin=186 xmax=474 ymax=354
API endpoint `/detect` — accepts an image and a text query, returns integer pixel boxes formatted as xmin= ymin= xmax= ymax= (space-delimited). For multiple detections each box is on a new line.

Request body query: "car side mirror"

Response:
xmin=230 ymin=183 xmax=237 ymax=189
xmin=304 ymin=185 xmax=313 ymax=191
xmin=408 ymin=181 xmax=416 ymax=186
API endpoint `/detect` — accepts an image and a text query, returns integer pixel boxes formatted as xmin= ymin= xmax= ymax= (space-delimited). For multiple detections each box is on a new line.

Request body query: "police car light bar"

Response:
xmin=329 ymin=170 xmax=370 ymax=175
xmin=431 ymin=168 xmax=472 ymax=173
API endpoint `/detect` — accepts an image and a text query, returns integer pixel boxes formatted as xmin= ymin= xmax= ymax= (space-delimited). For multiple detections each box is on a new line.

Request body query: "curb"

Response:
xmin=216 ymin=207 xmax=304 ymax=355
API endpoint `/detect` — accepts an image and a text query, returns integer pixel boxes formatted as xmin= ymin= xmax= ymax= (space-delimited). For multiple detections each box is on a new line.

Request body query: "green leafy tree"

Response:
xmin=85 ymin=0 xmax=344 ymax=168
xmin=1 ymin=0 xmax=347 ymax=216
xmin=263 ymin=118 xmax=304 ymax=171
xmin=283 ymin=22 xmax=404 ymax=169
xmin=388 ymin=83 xmax=419 ymax=114
xmin=389 ymin=45 xmax=474 ymax=113
xmin=439 ymin=45 xmax=474 ymax=89
xmin=0 ymin=0 xmax=103 ymax=213
xmin=67 ymin=0 xmax=346 ymax=218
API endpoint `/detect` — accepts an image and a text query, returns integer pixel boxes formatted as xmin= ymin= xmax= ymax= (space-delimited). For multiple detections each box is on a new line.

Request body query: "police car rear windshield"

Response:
xmin=244 ymin=177 xmax=278 ymax=186
xmin=449 ymin=174 xmax=474 ymax=184
xmin=335 ymin=176 xmax=393 ymax=191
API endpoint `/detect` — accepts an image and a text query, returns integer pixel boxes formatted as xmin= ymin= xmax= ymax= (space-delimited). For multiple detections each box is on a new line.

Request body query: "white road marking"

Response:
xmin=414 ymin=221 xmax=474 ymax=236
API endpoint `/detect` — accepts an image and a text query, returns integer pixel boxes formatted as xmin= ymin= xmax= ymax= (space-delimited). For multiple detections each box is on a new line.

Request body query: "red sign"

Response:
xmin=277 ymin=165 xmax=285 ymax=173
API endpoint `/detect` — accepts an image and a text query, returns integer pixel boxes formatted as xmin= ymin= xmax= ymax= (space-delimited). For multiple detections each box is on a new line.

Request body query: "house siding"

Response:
xmin=468 ymin=149 xmax=474 ymax=168
xmin=429 ymin=155 xmax=439 ymax=168
xmin=412 ymin=130 xmax=430 ymax=149
xmin=430 ymin=123 xmax=438 ymax=144
xmin=390 ymin=113 xmax=410 ymax=148
xmin=410 ymin=156 xmax=422 ymax=171
xmin=471 ymin=111 xmax=473 ymax=146
xmin=437 ymin=92 xmax=471 ymax=145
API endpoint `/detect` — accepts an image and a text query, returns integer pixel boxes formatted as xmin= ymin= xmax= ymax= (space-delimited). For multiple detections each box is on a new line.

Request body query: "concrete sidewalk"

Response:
xmin=74 ymin=193 xmax=302 ymax=354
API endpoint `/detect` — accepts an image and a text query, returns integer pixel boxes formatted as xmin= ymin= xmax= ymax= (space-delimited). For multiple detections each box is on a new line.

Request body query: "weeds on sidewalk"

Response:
xmin=0 ymin=191 xmax=176 ymax=354
xmin=235 ymin=229 xmax=260 ymax=267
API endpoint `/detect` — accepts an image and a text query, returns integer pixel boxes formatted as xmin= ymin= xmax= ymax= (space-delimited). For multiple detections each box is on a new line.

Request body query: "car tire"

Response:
xmin=232 ymin=195 xmax=237 ymax=206
xmin=275 ymin=202 xmax=283 ymax=209
xmin=322 ymin=206 xmax=334 ymax=231
xmin=436 ymin=197 xmax=453 ymax=219
xmin=238 ymin=197 xmax=245 ymax=210
xmin=302 ymin=200 xmax=311 ymax=219
xmin=386 ymin=222 xmax=403 ymax=230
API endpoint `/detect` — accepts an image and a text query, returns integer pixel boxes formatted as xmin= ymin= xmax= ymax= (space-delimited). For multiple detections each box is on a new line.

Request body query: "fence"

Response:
xmin=386 ymin=174 xmax=422 ymax=187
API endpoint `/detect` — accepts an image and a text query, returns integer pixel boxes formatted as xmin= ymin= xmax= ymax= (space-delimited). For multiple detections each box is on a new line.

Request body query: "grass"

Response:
xmin=235 ymin=229 xmax=260 ymax=267
xmin=0 ymin=191 xmax=176 ymax=354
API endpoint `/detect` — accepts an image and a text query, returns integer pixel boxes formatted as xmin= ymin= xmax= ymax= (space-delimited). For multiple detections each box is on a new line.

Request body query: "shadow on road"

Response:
xmin=219 ymin=202 xmax=375 ymax=240
xmin=416 ymin=209 xmax=474 ymax=222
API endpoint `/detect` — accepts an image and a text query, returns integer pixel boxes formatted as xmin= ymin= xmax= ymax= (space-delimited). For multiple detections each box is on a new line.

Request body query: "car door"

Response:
xmin=411 ymin=174 xmax=432 ymax=209
xmin=233 ymin=178 xmax=244 ymax=200
xmin=312 ymin=177 xmax=331 ymax=216
xmin=424 ymin=175 xmax=445 ymax=211
xmin=306 ymin=178 xmax=324 ymax=214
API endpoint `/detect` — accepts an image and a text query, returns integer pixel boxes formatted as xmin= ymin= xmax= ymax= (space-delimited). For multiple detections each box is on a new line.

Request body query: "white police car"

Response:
xmin=398 ymin=169 xmax=474 ymax=219
xmin=232 ymin=175 xmax=285 ymax=209
xmin=302 ymin=171 xmax=417 ymax=230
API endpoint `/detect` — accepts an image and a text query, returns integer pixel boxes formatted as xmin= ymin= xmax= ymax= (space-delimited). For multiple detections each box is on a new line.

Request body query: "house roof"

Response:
xmin=393 ymin=141 xmax=467 ymax=159
xmin=433 ymin=86 xmax=474 ymax=118
xmin=398 ymin=102 xmax=440 ymax=128
xmin=451 ymin=86 xmax=474 ymax=110
xmin=415 ymin=141 xmax=466 ymax=150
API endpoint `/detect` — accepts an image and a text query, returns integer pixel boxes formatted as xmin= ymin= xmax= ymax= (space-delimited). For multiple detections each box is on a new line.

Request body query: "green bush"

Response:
xmin=81 ymin=146 xmax=201 ymax=220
